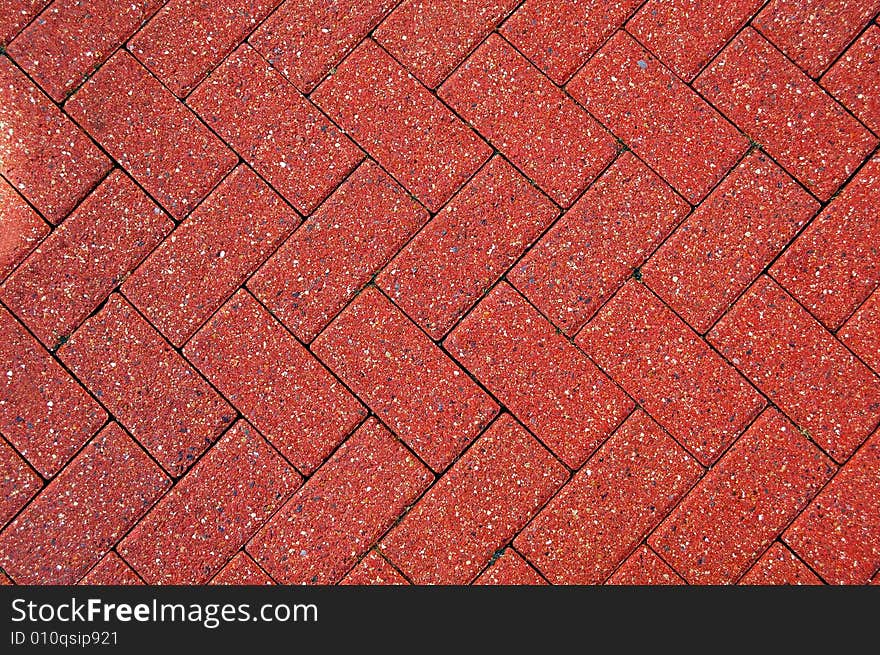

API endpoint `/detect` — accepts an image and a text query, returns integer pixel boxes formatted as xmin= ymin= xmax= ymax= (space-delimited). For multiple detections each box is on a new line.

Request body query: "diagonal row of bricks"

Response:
xmin=1 ymin=0 xmax=879 ymax=587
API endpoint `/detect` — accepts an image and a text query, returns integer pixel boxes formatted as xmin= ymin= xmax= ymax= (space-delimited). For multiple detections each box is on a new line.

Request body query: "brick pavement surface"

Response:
xmin=1 ymin=0 xmax=878 ymax=585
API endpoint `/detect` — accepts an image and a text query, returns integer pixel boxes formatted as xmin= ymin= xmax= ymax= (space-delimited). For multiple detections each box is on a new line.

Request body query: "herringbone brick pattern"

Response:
xmin=1 ymin=0 xmax=879 ymax=586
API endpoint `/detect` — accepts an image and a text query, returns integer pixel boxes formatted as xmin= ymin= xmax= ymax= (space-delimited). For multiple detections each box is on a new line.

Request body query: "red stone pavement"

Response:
xmin=1 ymin=0 xmax=879 ymax=587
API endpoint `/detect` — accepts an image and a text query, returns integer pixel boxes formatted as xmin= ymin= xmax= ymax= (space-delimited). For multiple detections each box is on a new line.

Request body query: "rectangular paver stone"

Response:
xmin=440 ymin=34 xmax=616 ymax=207
xmin=375 ymin=0 xmax=519 ymax=88
xmin=2 ymin=170 xmax=172 ymax=349
xmin=8 ymin=0 xmax=163 ymax=101
xmin=822 ymin=25 xmax=880 ymax=134
xmin=185 ymin=290 xmax=366 ymax=474
xmin=249 ymin=0 xmax=397 ymax=93
xmin=59 ymin=294 xmax=235 ymax=476
xmin=129 ymin=0 xmax=281 ymax=97
xmin=123 ymin=165 xmax=298 ymax=346
xmin=0 ymin=307 xmax=106 ymax=477
xmin=119 ymin=420 xmax=301 ymax=584
xmin=784 ymin=430 xmax=880 ymax=584
xmin=0 ymin=436 xmax=41 ymax=529
xmin=0 ymin=423 xmax=169 ymax=584
xmin=188 ymin=44 xmax=362 ymax=215
xmin=0 ymin=177 xmax=49 ymax=282
xmin=66 ymin=51 xmax=236 ymax=219
xmin=500 ymin=0 xmax=642 ymax=84
xmin=249 ymin=418 xmax=433 ymax=584
xmin=312 ymin=39 xmax=491 ymax=212
xmin=379 ymin=156 xmax=558 ymax=339
xmin=445 ymin=282 xmax=633 ymax=468
xmin=0 ymin=56 xmax=110 ymax=223
xmin=695 ymin=28 xmax=877 ymax=201
xmin=568 ymin=31 xmax=747 ymax=204
xmin=578 ymin=280 xmax=765 ymax=465
xmin=312 ymin=287 xmax=498 ymax=471
xmin=381 ymin=414 xmax=568 ymax=584
xmin=248 ymin=160 xmax=428 ymax=342
xmin=510 ymin=151 xmax=689 ymax=335
xmin=515 ymin=410 xmax=702 ymax=584
xmin=770 ymin=156 xmax=880 ymax=330
xmin=628 ymin=0 xmax=764 ymax=81
xmin=643 ymin=150 xmax=819 ymax=333
xmin=709 ymin=276 xmax=880 ymax=462
xmin=650 ymin=408 xmax=835 ymax=584
xmin=753 ymin=0 xmax=880 ymax=77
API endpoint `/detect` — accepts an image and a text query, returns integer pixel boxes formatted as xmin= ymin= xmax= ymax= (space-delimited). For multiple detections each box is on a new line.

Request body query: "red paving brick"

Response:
xmin=0 ymin=177 xmax=48 ymax=282
xmin=784 ymin=430 xmax=880 ymax=584
xmin=739 ymin=542 xmax=823 ymax=585
xmin=249 ymin=418 xmax=432 ymax=584
xmin=119 ymin=420 xmax=300 ymax=584
xmin=188 ymin=44 xmax=361 ymax=215
xmin=627 ymin=0 xmax=764 ymax=82
xmin=210 ymin=552 xmax=274 ymax=585
xmin=445 ymin=283 xmax=632 ymax=468
xmin=0 ymin=436 xmax=41 ymax=529
xmin=695 ymin=28 xmax=878 ymax=201
xmin=123 ymin=165 xmax=298 ymax=346
xmin=509 ymin=151 xmax=689 ymax=335
xmin=312 ymin=38 xmax=491 ymax=212
xmin=185 ymin=290 xmax=365 ymax=474
xmin=500 ymin=0 xmax=642 ymax=84
xmin=375 ymin=0 xmax=518 ymax=89
xmin=649 ymin=408 xmax=835 ymax=584
xmin=381 ymin=414 xmax=568 ymax=584
xmin=66 ymin=51 xmax=236 ymax=219
xmin=0 ymin=307 xmax=106 ymax=477
xmin=841 ymin=290 xmax=880 ymax=374
xmin=249 ymin=0 xmax=397 ymax=94
xmin=0 ymin=56 xmax=110 ymax=224
xmin=248 ymin=160 xmax=427 ymax=342
xmin=709 ymin=276 xmax=880 ymax=463
xmin=340 ymin=551 xmax=409 ymax=585
xmin=642 ymin=150 xmax=819 ymax=333
xmin=753 ymin=0 xmax=880 ymax=78
xmin=822 ymin=25 xmax=880 ymax=134
xmin=0 ymin=1 xmax=50 ymax=46
xmin=129 ymin=0 xmax=280 ymax=98
xmin=770 ymin=156 xmax=880 ymax=330
xmin=578 ymin=280 xmax=766 ymax=465
xmin=379 ymin=156 xmax=558 ymax=339
xmin=2 ymin=170 xmax=172 ymax=348
xmin=440 ymin=34 xmax=616 ymax=207
xmin=474 ymin=549 xmax=545 ymax=585
xmin=0 ymin=423 xmax=169 ymax=584
xmin=606 ymin=545 xmax=685 ymax=586
xmin=8 ymin=0 xmax=163 ymax=102
xmin=79 ymin=551 xmax=143 ymax=585
xmin=312 ymin=287 xmax=498 ymax=471
xmin=59 ymin=294 xmax=235 ymax=476
xmin=4 ymin=0 xmax=880 ymax=587
xmin=515 ymin=410 xmax=702 ymax=584
xmin=569 ymin=31 xmax=748 ymax=204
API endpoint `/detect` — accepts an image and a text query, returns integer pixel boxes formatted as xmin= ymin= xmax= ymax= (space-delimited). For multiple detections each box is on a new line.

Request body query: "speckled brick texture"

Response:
xmin=313 ymin=287 xmax=498 ymax=471
xmin=695 ymin=28 xmax=877 ymax=201
xmin=445 ymin=283 xmax=632 ymax=468
xmin=119 ymin=420 xmax=300 ymax=584
xmin=380 ymin=414 xmax=567 ymax=584
xmin=2 ymin=170 xmax=172 ymax=349
xmin=66 ymin=51 xmax=236 ymax=219
xmin=248 ymin=418 xmax=432 ymax=584
xmin=568 ymin=31 xmax=748 ymax=204
xmin=440 ymin=34 xmax=616 ymax=207
xmin=4 ymin=1 xmax=880 ymax=587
